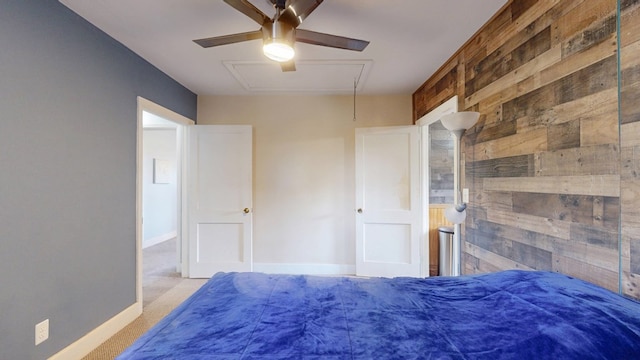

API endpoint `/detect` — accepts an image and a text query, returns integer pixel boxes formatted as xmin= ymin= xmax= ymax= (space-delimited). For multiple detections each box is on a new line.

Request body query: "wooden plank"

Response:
xmin=621 ymin=178 xmax=640 ymax=223
xmin=622 ymin=63 xmax=640 ymax=89
xmin=476 ymin=92 xmax=504 ymax=127
xmin=580 ymin=111 xmax=619 ymax=146
xmin=484 ymin=0 xmax=562 ymax=55
xmin=512 ymin=192 xmax=620 ymax=228
xmin=602 ymin=196 xmax=620 ymax=231
xmin=569 ymin=222 xmax=619 ymax=250
xmin=553 ymin=254 xmax=618 ymax=291
xmin=621 ymin=80 xmax=640 ymax=125
xmin=622 ymin=272 xmax=640 ymax=299
xmin=435 ymin=67 xmax=457 ymax=94
xmin=621 ymin=38 xmax=640 ymax=71
xmin=483 ymin=175 xmax=620 ymax=197
xmin=471 ymin=128 xmax=547 ymax=161
xmin=476 ymin=190 xmax=513 ymax=213
xmin=467 ymin=155 xmax=534 ymax=178
xmin=475 ymin=219 xmax=557 ymax=252
xmin=562 ymin=14 xmax=616 ymax=58
xmin=511 ymin=240 xmax=553 ymax=270
xmin=464 ymin=241 xmax=535 ymax=271
xmin=551 ymin=87 xmax=617 ymax=125
xmin=535 ymin=144 xmax=620 ymax=177
xmin=510 ymin=0 xmax=540 ymax=23
xmin=621 ymin=0 xmax=640 ymax=47
xmin=547 ymin=119 xmax=580 ymax=150
xmin=467 ymin=227 xmax=512 ymax=256
xmin=465 ymin=45 xmax=562 ymax=108
xmin=487 ymin=208 xmax=571 ymax=239
xmin=631 ymin=235 xmax=640 ymax=274
xmin=473 ymin=219 xmax=554 ymax=270
xmin=462 ymin=252 xmax=482 ymax=274
xmin=472 ymin=27 xmax=552 ymax=95
xmin=472 ymin=219 xmax=617 ymax=272
xmin=557 ymin=55 xmax=617 ymax=104
xmin=620 ymin=146 xmax=640 ymax=180
xmin=541 ymin=32 xmax=617 ymax=86
xmin=473 ymin=120 xmax=517 ymax=143
xmin=501 ymin=55 xmax=617 ymax=123
xmin=555 ymin=0 xmax=616 ymax=47
xmin=553 ymin=239 xmax=619 ymax=275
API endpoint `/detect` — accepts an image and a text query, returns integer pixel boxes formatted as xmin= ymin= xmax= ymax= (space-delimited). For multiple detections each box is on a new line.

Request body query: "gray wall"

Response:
xmin=0 ymin=1 xmax=196 ymax=358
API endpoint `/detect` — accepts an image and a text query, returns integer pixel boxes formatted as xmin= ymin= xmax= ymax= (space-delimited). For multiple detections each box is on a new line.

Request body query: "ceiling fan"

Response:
xmin=193 ymin=0 xmax=370 ymax=72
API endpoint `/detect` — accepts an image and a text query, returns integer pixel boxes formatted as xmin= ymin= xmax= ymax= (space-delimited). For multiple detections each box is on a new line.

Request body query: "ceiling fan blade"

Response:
xmin=279 ymin=0 xmax=323 ymax=27
xmin=193 ymin=30 xmax=263 ymax=48
xmin=224 ymin=0 xmax=271 ymax=26
xmin=295 ymin=29 xmax=369 ymax=51
xmin=280 ymin=60 xmax=296 ymax=72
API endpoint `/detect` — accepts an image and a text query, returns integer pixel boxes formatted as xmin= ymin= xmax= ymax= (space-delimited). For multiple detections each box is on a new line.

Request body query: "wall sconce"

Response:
xmin=440 ymin=111 xmax=480 ymax=276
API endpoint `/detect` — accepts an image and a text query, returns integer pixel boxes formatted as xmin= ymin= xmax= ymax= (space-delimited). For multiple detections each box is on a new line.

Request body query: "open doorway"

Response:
xmin=142 ymin=113 xmax=179 ymax=306
xmin=416 ymin=96 xmax=458 ymax=277
xmin=136 ymin=97 xmax=194 ymax=308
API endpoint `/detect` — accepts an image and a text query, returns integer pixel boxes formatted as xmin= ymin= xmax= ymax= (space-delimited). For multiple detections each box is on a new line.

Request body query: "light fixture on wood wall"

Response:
xmin=440 ymin=111 xmax=480 ymax=276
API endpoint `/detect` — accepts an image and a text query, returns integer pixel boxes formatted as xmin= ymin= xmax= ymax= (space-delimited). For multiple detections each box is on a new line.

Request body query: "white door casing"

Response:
xmin=137 ymin=97 xmax=194 ymax=305
xmin=187 ymin=125 xmax=253 ymax=278
xmin=355 ymin=126 xmax=421 ymax=278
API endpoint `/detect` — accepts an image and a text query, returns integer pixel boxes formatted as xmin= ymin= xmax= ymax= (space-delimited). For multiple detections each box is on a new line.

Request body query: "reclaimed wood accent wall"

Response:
xmin=413 ymin=0 xmax=640 ymax=299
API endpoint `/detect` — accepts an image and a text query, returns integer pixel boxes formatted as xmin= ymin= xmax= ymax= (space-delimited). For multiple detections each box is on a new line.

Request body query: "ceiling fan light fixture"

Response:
xmin=263 ymin=40 xmax=295 ymax=62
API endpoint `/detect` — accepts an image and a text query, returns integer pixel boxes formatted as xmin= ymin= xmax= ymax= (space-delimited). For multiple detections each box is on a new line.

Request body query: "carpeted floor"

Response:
xmin=82 ymin=239 xmax=207 ymax=359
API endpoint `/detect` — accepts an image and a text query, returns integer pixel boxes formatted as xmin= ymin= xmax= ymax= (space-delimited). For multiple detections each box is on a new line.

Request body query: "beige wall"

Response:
xmin=198 ymin=95 xmax=412 ymax=272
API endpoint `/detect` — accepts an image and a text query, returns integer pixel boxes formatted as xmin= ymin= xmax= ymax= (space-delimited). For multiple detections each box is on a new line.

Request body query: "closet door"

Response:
xmin=355 ymin=126 xmax=421 ymax=277
xmin=187 ymin=125 xmax=253 ymax=277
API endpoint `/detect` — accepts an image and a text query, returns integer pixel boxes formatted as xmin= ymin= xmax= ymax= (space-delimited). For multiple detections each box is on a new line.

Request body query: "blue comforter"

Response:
xmin=117 ymin=270 xmax=640 ymax=359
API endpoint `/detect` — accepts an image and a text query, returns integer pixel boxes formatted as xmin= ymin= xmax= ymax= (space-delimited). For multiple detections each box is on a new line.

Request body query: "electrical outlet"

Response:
xmin=462 ymin=188 xmax=469 ymax=203
xmin=35 ymin=319 xmax=49 ymax=346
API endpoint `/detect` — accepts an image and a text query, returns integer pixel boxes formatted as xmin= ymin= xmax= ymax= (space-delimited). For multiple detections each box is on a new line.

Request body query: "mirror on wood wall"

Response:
xmin=428 ymin=120 xmax=454 ymax=205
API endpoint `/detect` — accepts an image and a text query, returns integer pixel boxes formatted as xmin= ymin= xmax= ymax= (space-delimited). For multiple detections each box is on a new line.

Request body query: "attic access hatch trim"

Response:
xmin=223 ymin=59 xmax=372 ymax=93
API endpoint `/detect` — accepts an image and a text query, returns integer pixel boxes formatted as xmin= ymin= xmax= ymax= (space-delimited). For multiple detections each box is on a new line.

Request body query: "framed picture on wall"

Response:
xmin=153 ymin=158 xmax=171 ymax=184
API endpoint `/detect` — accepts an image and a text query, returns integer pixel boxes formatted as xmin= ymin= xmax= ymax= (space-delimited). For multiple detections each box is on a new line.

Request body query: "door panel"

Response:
xmin=364 ymin=224 xmax=411 ymax=263
xmin=188 ymin=125 xmax=252 ymax=278
xmin=355 ymin=126 xmax=421 ymax=277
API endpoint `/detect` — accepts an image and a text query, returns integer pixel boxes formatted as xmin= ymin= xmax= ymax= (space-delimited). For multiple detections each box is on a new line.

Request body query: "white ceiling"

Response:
xmin=59 ymin=0 xmax=507 ymax=96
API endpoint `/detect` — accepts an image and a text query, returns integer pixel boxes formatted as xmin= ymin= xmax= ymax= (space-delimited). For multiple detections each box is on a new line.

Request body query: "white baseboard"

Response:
xmin=253 ymin=263 xmax=356 ymax=276
xmin=49 ymin=302 xmax=142 ymax=360
xmin=143 ymin=231 xmax=177 ymax=249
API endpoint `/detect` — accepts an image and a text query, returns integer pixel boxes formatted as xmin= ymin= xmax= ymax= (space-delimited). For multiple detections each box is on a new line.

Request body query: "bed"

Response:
xmin=117 ymin=270 xmax=640 ymax=359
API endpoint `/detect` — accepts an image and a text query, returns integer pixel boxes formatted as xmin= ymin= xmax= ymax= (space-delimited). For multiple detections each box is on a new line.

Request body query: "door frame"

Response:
xmin=136 ymin=97 xmax=195 ymax=305
xmin=415 ymin=95 xmax=458 ymax=277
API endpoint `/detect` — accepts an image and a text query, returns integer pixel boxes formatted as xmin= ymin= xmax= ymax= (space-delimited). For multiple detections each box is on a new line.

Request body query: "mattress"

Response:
xmin=117 ymin=270 xmax=640 ymax=359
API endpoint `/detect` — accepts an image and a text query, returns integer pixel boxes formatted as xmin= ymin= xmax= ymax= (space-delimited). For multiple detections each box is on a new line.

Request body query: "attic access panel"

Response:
xmin=223 ymin=60 xmax=372 ymax=93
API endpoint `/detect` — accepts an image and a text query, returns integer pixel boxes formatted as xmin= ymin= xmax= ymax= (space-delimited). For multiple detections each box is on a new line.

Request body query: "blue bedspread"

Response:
xmin=117 ymin=270 xmax=640 ymax=359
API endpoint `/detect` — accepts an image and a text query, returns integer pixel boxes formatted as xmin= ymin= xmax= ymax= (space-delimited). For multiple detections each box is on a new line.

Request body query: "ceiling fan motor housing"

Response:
xmin=262 ymin=20 xmax=295 ymax=44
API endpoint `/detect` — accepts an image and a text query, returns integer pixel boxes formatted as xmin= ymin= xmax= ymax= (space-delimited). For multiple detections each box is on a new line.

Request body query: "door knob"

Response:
xmin=357 ymin=208 xmax=363 ymax=214
xmin=243 ymin=208 xmax=250 ymax=214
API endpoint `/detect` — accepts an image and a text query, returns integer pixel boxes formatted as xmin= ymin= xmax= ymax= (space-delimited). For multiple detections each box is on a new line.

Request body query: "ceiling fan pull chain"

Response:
xmin=353 ymin=77 xmax=357 ymax=122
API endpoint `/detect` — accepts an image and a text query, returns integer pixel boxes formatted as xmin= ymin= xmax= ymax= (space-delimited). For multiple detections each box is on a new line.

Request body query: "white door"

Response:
xmin=187 ymin=125 xmax=252 ymax=278
xmin=355 ymin=126 xmax=421 ymax=277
